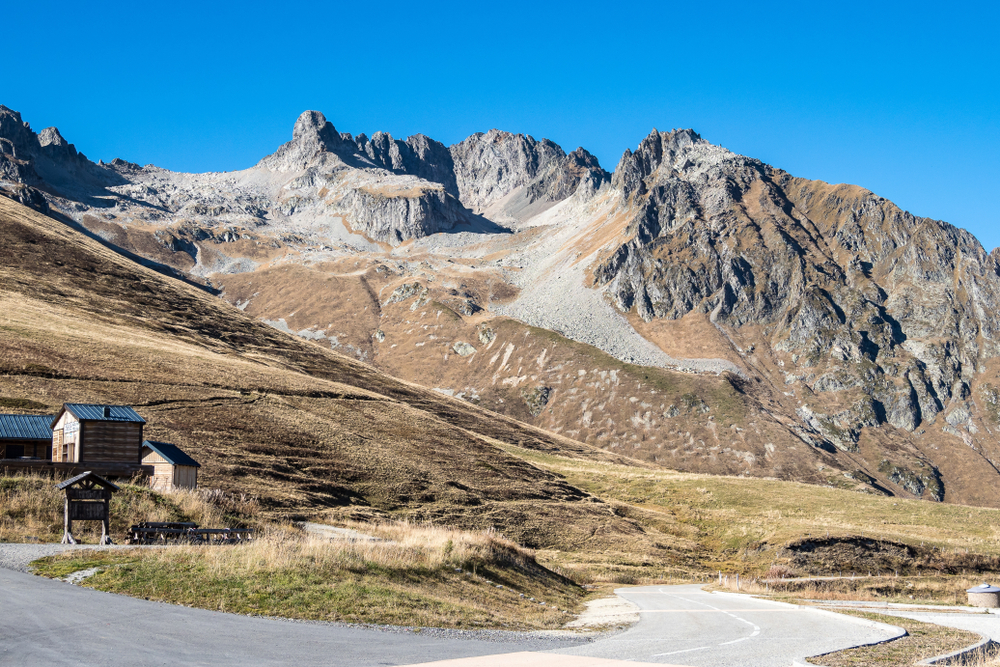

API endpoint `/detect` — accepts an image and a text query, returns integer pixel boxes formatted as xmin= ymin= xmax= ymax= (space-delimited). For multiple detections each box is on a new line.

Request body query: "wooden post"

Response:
xmin=100 ymin=498 xmax=111 ymax=545
xmin=62 ymin=496 xmax=76 ymax=545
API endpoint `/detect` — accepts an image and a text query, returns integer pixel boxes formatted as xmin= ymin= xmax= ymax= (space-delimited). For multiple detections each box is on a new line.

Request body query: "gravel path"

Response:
xmin=0 ymin=543 xmax=122 ymax=573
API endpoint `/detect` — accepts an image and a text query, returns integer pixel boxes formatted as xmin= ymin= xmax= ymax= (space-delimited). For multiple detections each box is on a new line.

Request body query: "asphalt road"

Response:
xmin=0 ymin=567 xmax=582 ymax=667
xmin=550 ymin=585 xmax=900 ymax=666
xmin=0 ymin=570 xmax=899 ymax=667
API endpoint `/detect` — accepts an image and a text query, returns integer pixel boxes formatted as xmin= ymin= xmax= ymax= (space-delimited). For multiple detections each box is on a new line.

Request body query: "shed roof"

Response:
xmin=56 ymin=471 xmax=120 ymax=491
xmin=53 ymin=404 xmax=146 ymax=427
xmin=142 ymin=441 xmax=200 ymax=468
xmin=0 ymin=414 xmax=55 ymax=440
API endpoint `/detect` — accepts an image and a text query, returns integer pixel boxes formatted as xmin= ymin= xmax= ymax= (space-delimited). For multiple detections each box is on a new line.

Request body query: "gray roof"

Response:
xmin=56 ymin=404 xmax=146 ymax=426
xmin=0 ymin=414 xmax=55 ymax=440
xmin=967 ymin=583 xmax=1000 ymax=593
xmin=56 ymin=471 xmax=120 ymax=491
xmin=142 ymin=441 xmax=200 ymax=468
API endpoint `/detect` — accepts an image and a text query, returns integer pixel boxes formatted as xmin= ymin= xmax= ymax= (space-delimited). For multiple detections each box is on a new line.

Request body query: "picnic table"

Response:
xmin=126 ymin=521 xmax=254 ymax=545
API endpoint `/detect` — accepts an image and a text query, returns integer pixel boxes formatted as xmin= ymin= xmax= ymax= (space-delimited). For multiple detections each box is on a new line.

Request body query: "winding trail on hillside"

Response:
xmin=0 ymin=564 xmax=902 ymax=667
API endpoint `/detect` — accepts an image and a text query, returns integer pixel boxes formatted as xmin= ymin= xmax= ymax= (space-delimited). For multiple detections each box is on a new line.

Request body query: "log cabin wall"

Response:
xmin=81 ymin=422 xmax=143 ymax=463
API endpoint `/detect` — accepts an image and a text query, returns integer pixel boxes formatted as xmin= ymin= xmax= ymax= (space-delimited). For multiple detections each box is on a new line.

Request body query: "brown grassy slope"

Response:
xmin=0 ymin=196 xmax=649 ymax=550
xmin=218 ymin=261 xmax=861 ymax=491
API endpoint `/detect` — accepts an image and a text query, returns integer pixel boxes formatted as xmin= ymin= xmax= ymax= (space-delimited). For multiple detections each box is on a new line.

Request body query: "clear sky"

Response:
xmin=7 ymin=1 xmax=998 ymax=249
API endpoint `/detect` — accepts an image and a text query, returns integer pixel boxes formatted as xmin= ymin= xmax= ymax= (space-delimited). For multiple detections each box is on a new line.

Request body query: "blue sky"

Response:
xmin=7 ymin=1 xmax=999 ymax=249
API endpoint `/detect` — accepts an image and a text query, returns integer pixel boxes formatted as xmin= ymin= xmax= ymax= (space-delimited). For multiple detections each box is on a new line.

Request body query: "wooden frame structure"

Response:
xmin=57 ymin=471 xmax=119 ymax=545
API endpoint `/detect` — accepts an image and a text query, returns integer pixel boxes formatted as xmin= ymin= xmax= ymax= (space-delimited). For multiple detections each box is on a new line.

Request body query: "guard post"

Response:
xmin=57 ymin=471 xmax=119 ymax=545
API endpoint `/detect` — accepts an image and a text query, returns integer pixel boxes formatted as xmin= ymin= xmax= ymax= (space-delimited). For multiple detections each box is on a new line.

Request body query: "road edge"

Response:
xmin=706 ymin=589 xmax=908 ymax=666
xmin=917 ymin=634 xmax=998 ymax=666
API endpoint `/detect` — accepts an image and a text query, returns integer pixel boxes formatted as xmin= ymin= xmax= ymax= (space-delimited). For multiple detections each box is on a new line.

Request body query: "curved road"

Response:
xmin=0 ymin=570 xmax=897 ymax=667
xmin=550 ymin=585 xmax=898 ymax=666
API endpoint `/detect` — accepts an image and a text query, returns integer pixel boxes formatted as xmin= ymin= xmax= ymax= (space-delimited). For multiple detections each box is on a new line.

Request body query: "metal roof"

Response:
xmin=967 ymin=583 xmax=1000 ymax=593
xmin=0 ymin=414 xmax=55 ymax=440
xmin=59 ymin=404 xmax=146 ymax=425
xmin=142 ymin=440 xmax=200 ymax=468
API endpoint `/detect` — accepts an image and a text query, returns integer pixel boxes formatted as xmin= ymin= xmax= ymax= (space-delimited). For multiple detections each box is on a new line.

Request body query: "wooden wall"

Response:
xmin=148 ymin=462 xmax=174 ymax=491
xmin=54 ymin=413 xmax=80 ymax=462
xmin=173 ymin=465 xmax=197 ymax=490
xmin=142 ymin=456 xmax=198 ymax=491
xmin=142 ymin=450 xmax=167 ymax=464
xmin=0 ymin=439 xmax=51 ymax=459
xmin=81 ymin=422 xmax=143 ymax=463
xmin=52 ymin=429 xmax=64 ymax=462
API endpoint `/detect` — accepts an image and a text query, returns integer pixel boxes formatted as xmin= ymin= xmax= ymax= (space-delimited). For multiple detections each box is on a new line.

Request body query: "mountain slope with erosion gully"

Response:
xmin=3 ymin=104 xmax=1000 ymax=509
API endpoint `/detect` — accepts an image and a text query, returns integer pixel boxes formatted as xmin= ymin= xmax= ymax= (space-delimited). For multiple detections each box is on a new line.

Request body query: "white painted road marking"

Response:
xmin=650 ymin=589 xmax=763 ymax=658
xmin=396 ymin=652 xmax=690 ymax=667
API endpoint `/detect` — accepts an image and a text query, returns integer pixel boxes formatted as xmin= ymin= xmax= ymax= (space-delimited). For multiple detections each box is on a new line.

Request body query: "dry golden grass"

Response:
xmin=0 ymin=472 xmax=261 ymax=543
xmin=712 ymin=573 xmax=1000 ymax=606
xmin=33 ymin=521 xmax=584 ymax=629
xmin=500 ymin=445 xmax=1000 ymax=582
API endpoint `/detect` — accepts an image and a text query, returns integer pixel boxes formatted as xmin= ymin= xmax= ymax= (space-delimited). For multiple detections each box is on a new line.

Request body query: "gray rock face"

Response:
xmin=593 ymin=128 xmax=1000 ymax=434
xmin=449 ymin=130 xmax=609 ymax=215
xmin=1 ymin=184 xmax=49 ymax=213
xmin=355 ymin=131 xmax=459 ymax=198
xmin=253 ymin=112 xmax=612 ymax=243
xmin=0 ymin=105 xmax=123 ymax=196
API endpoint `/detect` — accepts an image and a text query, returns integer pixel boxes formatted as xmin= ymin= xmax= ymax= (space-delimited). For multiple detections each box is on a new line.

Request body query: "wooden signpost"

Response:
xmin=56 ymin=471 xmax=119 ymax=545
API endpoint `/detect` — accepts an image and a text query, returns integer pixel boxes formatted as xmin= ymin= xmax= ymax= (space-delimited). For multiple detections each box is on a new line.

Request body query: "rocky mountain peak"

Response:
xmin=38 ymin=126 xmax=69 ymax=148
xmin=0 ymin=105 xmax=39 ymax=161
xmin=292 ymin=110 xmax=341 ymax=146
xmin=611 ymin=128 xmax=712 ymax=199
xmin=259 ymin=110 xmax=345 ymax=172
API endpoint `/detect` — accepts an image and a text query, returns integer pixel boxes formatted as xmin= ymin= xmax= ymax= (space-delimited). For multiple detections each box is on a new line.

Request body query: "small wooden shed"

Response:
xmin=141 ymin=440 xmax=200 ymax=491
xmin=51 ymin=404 xmax=146 ymax=464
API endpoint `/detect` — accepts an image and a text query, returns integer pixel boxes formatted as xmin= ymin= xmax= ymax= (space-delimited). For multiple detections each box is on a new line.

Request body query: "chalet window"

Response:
xmin=6 ymin=445 xmax=24 ymax=459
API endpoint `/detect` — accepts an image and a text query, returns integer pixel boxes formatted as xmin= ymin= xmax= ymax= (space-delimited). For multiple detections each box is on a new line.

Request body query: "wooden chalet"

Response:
xmin=141 ymin=440 xmax=200 ymax=490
